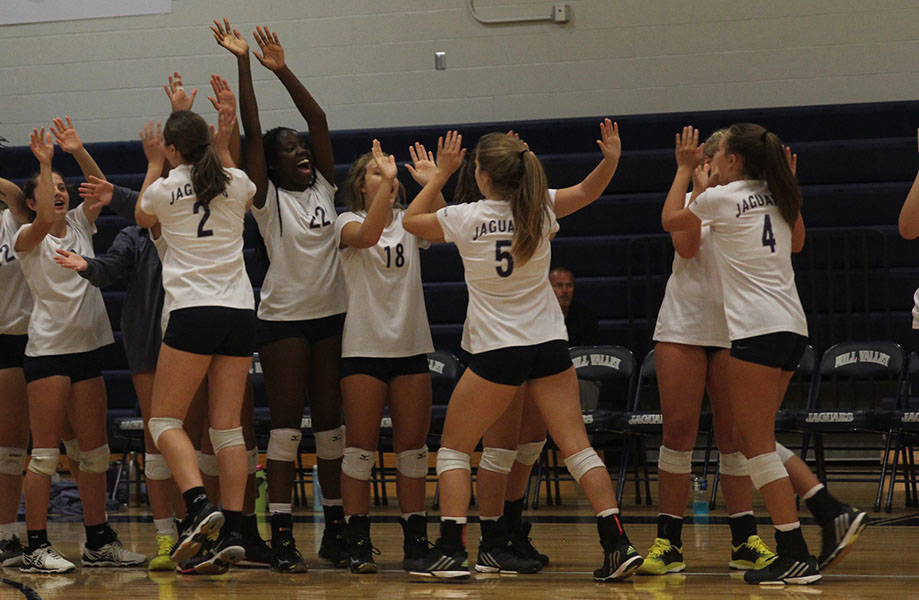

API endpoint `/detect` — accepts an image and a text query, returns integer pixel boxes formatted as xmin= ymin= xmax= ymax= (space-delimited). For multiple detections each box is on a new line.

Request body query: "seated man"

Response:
xmin=550 ymin=266 xmax=598 ymax=346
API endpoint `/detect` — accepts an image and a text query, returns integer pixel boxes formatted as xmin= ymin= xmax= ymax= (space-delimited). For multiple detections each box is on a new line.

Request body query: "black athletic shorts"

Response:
xmin=340 ymin=354 xmax=429 ymax=383
xmin=468 ymin=339 xmax=572 ymax=386
xmin=730 ymin=332 xmax=808 ymax=371
xmin=23 ymin=349 xmax=102 ymax=384
xmin=0 ymin=334 xmax=27 ymax=370
xmin=256 ymin=313 xmax=345 ymax=347
xmin=703 ymin=345 xmax=729 ymax=356
xmin=163 ymin=307 xmax=256 ymax=357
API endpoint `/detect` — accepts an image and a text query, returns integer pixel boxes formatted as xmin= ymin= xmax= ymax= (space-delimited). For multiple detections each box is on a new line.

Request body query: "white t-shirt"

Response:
xmin=689 ymin=179 xmax=807 ymax=340
xmin=654 ymin=193 xmax=730 ymax=348
xmin=436 ymin=190 xmax=567 ymax=354
xmin=140 ymin=164 xmax=255 ymax=313
xmin=0 ymin=210 xmax=32 ymax=336
xmin=252 ymin=175 xmax=348 ymax=321
xmin=14 ymin=207 xmax=114 ymax=356
xmin=334 ymin=209 xmax=434 ymax=358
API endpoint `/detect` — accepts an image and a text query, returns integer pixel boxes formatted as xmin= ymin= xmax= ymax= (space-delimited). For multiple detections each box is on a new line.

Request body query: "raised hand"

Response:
xmin=597 ymin=118 xmax=621 ymax=163
xmin=140 ymin=121 xmax=165 ymax=164
xmin=692 ymin=162 xmax=711 ymax=191
xmin=506 ymin=130 xmax=531 ymax=152
xmin=78 ymin=176 xmax=114 ymax=211
xmin=252 ymin=25 xmax=285 ymax=71
xmin=208 ymin=73 xmax=237 ymax=118
xmin=50 ymin=116 xmax=83 ymax=155
xmin=29 ymin=127 xmax=54 ymax=164
xmin=54 ymin=249 xmax=88 ymax=272
xmin=435 ymin=130 xmax=466 ymax=176
xmin=675 ymin=126 xmax=702 ymax=171
xmin=211 ymin=18 xmax=249 ymax=57
xmin=371 ymin=139 xmax=398 ymax=181
xmin=405 ymin=142 xmax=436 ymax=185
xmin=212 ymin=105 xmax=236 ymax=154
xmin=783 ymin=145 xmax=798 ymax=177
xmin=163 ymin=72 xmax=197 ymax=112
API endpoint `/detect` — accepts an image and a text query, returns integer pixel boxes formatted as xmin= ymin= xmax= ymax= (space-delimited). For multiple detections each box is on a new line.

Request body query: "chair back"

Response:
xmin=813 ymin=341 xmax=904 ymax=410
xmin=570 ymin=345 xmax=636 ymax=409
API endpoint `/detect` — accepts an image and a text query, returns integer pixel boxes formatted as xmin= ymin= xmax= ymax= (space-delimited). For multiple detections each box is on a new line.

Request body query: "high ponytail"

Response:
xmin=475 ymin=133 xmax=549 ymax=266
xmin=723 ymin=123 xmax=802 ymax=226
xmin=163 ymin=110 xmax=230 ymax=205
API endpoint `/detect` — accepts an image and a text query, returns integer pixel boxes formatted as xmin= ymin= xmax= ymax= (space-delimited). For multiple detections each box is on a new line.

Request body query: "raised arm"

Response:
xmin=669 ymin=161 xmax=709 ymax=259
xmin=79 ymin=177 xmax=139 ymax=222
xmin=339 ymin=140 xmax=398 ymax=249
xmin=14 ymin=129 xmax=55 ymax=253
xmin=210 ymin=98 xmax=238 ymax=170
xmin=50 ymin=116 xmax=106 ymax=224
xmin=55 ymin=226 xmax=137 ymax=288
xmin=0 ymin=178 xmax=28 ymax=224
xmin=208 ymin=73 xmax=241 ymax=168
xmin=135 ymin=121 xmax=164 ymax=229
xmin=253 ymin=25 xmax=334 ymax=184
xmin=899 ymin=129 xmax=919 ymax=240
xmin=213 ymin=18 xmax=269 ymax=209
xmin=661 ymin=126 xmax=703 ymax=233
xmin=405 ymin=141 xmax=446 ymax=211
xmin=403 ymin=131 xmax=465 ymax=242
xmin=554 ymin=119 xmax=621 ymax=219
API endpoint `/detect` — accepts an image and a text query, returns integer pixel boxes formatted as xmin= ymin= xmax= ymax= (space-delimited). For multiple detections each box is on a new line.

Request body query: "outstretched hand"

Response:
xmin=163 ymin=72 xmax=197 ymax=112
xmin=54 ymin=249 xmax=88 ymax=272
xmin=211 ymin=105 xmax=236 ymax=154
xmin=50 ymin=116 xmax=83 ymax=155
xmin=79 ymin=176 xmax=114 ymax=211
xmin=211 ymin=18 xmax=249 ymax=57
xmin=405 ymin=142 xmax=436 ymax=185
xmin=371 ymin=139 xmax=398 ymax=181
xmin=140 ymin=121 xmax=165 ymax=165
xmin=692 ymin=162 xmax=711 ymax=192
xmin=252 ymin=25 xmax=285 ymax=71
xmin=435 ymin=130 xmax=466 ymax=176
xmin=783 ymin=145 xmax=798 ymax=177
xmin=29 ymin=128 xmax=54 ymax=164
xmin=208 ymin=73 xmax=237 ymax=118
xmin=597 ymin=118 xmax=621 ymax=163
xmin=675 ymin=126 xmax=702 ymax=171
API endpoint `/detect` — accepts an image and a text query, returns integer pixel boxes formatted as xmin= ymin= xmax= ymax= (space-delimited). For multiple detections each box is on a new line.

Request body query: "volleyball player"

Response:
xmin=213 ymin=19 xmax=347 ymax=571
xmin=403 ymin=126 xmax=644 ymax=581
xmin=136 ymin=105 xmax=255 ymax=571
xmin=14 ymin=123 xmax=144 ymax=572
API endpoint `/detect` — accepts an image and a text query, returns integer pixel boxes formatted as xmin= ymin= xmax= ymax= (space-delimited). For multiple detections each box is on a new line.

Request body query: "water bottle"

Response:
xmin=312 ymin=464 xmax=322 ymax=511
xmin=692 ymin=475 xmax=709 ymax=524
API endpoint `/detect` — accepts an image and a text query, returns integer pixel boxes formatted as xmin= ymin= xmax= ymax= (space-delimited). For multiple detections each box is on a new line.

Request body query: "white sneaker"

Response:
xmin=20 ymin=545 xmax=76 ymax=573
xmin=82 ymin=539 xmax=146 ymax=568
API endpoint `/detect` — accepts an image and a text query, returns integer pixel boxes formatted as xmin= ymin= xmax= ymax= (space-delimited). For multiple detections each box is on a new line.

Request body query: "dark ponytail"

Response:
xmin=454 ymin=148 xmax=484 ymax=204
xmin=163 ymin=110 xmax=230 ymax=206
xmin=723 ymin=123 xmax=802 ymax=226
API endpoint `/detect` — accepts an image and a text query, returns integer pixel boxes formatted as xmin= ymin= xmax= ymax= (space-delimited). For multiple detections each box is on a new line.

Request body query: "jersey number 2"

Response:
xmin=495 ymin=241 xmax=514 ymax=277
xmin=194 ymin=201 xmax=213 ymax=238
xmin=762 ymin=215 xmax=776 ymax=253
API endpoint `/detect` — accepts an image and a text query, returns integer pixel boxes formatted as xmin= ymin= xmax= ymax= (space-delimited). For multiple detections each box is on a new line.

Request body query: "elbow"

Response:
xmin=899 ymin=222 xmax=919 ymax=240
xmin=675 ymin=245 xmax=699 ymax=259
xmin=661 ymin=216 xmax=678 ymax=233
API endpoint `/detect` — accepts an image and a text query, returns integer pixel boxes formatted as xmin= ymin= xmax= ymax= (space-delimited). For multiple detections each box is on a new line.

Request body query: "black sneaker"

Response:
xmin=238 ymin=534 xmax=273 ymax=569
xmin=475 ymin=538 xmax=542 ymax=574
xmin=507 ymin=521 xmax=549 ymax=566
xmin=318 ymin=524 xmax=348 ymax=568
xmin=0 ymin=535 xmax=24 ymax=568
xmin=176 ymin=551 xmax=227 ymax=576
xmin=594 ymin=540 xmax=643 ymax=582
xmin=346 ymin=517 xmax=379 ymax=574
xmin=817 ymin=505 xmax=867 ymax=570
xmin=743 ymin=554 xmax=821 ymax=585
xmin=408 ymin=542 xmax=471 ymax=580
xmin=401 ymin=515 xmax=438 ymax=573
xmin=199 ymin=530 xmax=245 ymax=572
xmin=269 ymin=513 xmax=308 ymax=573
xmin=171 ymin=503 xmax=224 ymax=563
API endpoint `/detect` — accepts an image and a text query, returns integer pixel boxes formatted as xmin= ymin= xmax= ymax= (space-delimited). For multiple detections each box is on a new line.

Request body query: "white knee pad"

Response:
xmin=436 ymin=448 xmax=471 ymax=476
xmin=144 ymin=453 xmax=172 ymax=481
xmin=719 ymin=451 xmax=750 ymax=477
xmin=62 ymin=438 xmax=80 ymax=464
xmin=658 ymin=445 xmax=692 ymax=475
xmin=197 ymin=451 xmax=220 ymax=477
xmin=775 ymin=442 xmax=795 ymax=464
xmin=148 ymin=417 xmax=184 ymax=448
xmin=0 ymin=447 xmax=27 ymax=476
xmin=396 ymin=446 xmax=429 ymax=479
xmin=564 ymin=447 xmax=605 ymax=483
xmin=208 ymin=427 xmax=245 ymax=454
xmin=314 ymin=426 xmax=345 ymax=461
xmin=515 ymin=440 xmax=546 ymax=466
xmin=479 ymin=447 xmax=517 ymax=475
xmin=247 ymin=447 xmax=259 ymax=475
xmin=79 ymin=444 xmax=110 ymax=474
xmin=748 ymin=451 xmax=788 ymax=490
xmin=266 ymin=428 xmax=302 ymax=462
xmin=342 ymin=447 xmax=374 ymax=481
xmin=27 ymin=448 xmax=60 ymax=478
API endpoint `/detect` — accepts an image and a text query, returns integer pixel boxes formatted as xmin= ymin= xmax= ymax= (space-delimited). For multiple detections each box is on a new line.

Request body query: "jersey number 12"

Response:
xmin=762 ymin=215 xmax=776 ymax=253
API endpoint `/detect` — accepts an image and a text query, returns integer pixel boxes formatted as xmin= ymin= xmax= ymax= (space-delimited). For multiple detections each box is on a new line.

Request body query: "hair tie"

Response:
xmin=761 ymin=130 xmax=769 ymax=143
xmin=518 ymin=149 xmax=527 ymax=159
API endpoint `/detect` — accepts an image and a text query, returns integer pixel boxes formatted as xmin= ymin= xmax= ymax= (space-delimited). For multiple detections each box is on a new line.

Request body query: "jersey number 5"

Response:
xmin=495 ymin=241 xmax=514 ymax=277
xmin=194 ymin=201 xmax=213 ymax=238
xmin=762 ymin=215 xmax=776 ymax=253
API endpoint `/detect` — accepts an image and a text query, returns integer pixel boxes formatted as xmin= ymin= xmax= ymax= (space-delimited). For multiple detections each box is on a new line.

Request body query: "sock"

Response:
xmin=400 ymin=512 xmax=426 ymax=521
xmin=504 ymin=498 xmax=524 ymax=531
xmin=657 ymin=513 xmax=684 ymax=547
xmin=270 ymin=511 xmax=293 ymax=540
xmin=345 ymin=514 xmax=369 ymax=524
xmin=479 ymin=517 xmax=504 ymax=545
xmin=804 ymin=485 xmax=844 ymax=526
xmin=268 ymin=502 xmax=292 ymax=514
xmin=26 ymin=529 xmax=48 ymax=551
xmin=438 ymin=519 xmax=466 ymax=551
xmin=182 ymin=486 xmax=208 ymax=515
xmin=597 ymin=514 xmax=628 ymax=549
xmin=597 ymin=508 xmax=620 ymax=518
xmin=728 ymin=512 xmax=757 ymax=546
xmin=154 ymin=517 xmax=177 ymax=538
xmin=85 ymin=522 xmax=114 ymax=550
xmin=223 ymin=510 xmax=242 ymax=535
xmin=322 ymin=498 xmax=343 ymax=507
xmin=241 ymin=514 xmax=261 ymax=542
xmin=774 ymin=524 xmax=809 ymax=561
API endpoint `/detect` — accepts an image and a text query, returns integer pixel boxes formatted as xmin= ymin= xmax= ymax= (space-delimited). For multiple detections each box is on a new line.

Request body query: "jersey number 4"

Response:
xmin=194 ymin=201 xmax=213 ymax=238
xmin=762 ymin=215 xmax=776 ymax=253
xmin=495 ymin=241 xmax=514 ymax=277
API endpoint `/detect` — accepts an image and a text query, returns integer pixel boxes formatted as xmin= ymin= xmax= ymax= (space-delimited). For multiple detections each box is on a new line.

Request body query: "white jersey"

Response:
xmin=334 ymin=209 xmax=434 ymax=358
xmin=152 ymin=233 xmax=171 ymax=333
xmin=436 ymin=190 xmax=566 ymax=354
xmin=689 ymin=179 xmax=807 ymax=340
xmin=654 ymin=193 xmax=730 ymax=348
xmin=912 ymin=287 xmax=919 ymax=329
xmin=14 ymin=207 xmax=114 ymax=356
xmin=252 ymin=175 xmax=348 ymax=321
xmin=0 ymin=210 xmax=32 ymax=335
xmin=140 ymin=164 xmax=256 ymax=314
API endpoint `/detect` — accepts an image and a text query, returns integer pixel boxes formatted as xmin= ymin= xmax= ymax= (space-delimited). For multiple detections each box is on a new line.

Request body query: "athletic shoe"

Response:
xmin=408 ymin=543 xmax=471 ymax=579
xmin=172 ymin=502 xmax=224 ymax=563
xmin=176 ymin=551 xmax=227 ymax=576
xmin=270 ymin=536 xmax=308 ymax=573
xmin=594 ymin=541 xmax=643 ymax=582
xmin=507 ymin=521 xmax=550 ymax=566
xmin=197 ymin=530 xmax=245 ymax=572
xmin=637 ymin=538 xmax=684 ymax=575
xmin=743 ymin=554 xmax=821 ymax=585
xmin=237 ymin=535 xmax=273 ymax=569
xmin=82 ymin=538 xmax=146 ymax=568
xmin=148 ymin=534 xmax=176 ymax=571
xmin=20 ymin=545 xmax=76 ymax=573
xmin=730 ymin=534 xmax=778 ymax=570
xmin=318 ymin=524 xmax=348 ymax=568
xmin=0 ymin=535 xmax=24 ymax=568
xmin=346 ymin=516 xmax=379 ymax=574
xmin=817 ymin=505 xmax=867 ymax=570
xmin=475 ymin=539 xmax=542 ymax=574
